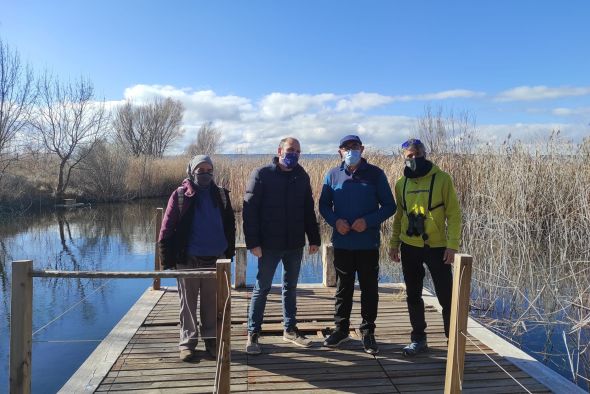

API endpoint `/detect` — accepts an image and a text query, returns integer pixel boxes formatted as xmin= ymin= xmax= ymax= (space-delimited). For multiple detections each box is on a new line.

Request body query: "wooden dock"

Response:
xmin=60 ymin=284 xmax=582 ymax=393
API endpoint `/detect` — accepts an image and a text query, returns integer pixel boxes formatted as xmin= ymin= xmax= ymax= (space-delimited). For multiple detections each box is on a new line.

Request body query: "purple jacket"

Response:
xmin=158 ymin=179 xmax=236 ymax=268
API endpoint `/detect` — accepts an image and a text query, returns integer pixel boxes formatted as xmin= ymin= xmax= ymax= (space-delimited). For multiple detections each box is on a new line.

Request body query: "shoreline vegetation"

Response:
xmin=1 ymin=135 xmax=589 ymax=388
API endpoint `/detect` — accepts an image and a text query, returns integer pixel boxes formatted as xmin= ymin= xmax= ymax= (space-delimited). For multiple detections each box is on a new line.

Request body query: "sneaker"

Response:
xmin=323 ymin=330 xmax=350 ymax=348
xmin=283 ymin=326 xmax=312 ymax=348
xmin=246 ymin=332 xmax=262 ymax=355
xmin=362 ymin=333 xmax=379 ymax=355
xmin=402 ymin=339 xmax=428 ymax=356
xmin=179 ymin=349 xmax=194 ymax=362
xmin=204 ymin=338 xmax=216 ymax=358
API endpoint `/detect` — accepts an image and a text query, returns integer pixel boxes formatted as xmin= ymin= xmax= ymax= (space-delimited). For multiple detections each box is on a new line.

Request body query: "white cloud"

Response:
xmin=259 ymin=93 xmax=337 ymax=119
xmin=113 ymin=84 xmax=587 ymax=154
xmin=336 ymin=92 xmax=394 ymax=111
xmin=496 ymin=85 xmax=590 ymax=102
xmin=551 ymin=107 xmax=590 ymax=116
xmin=394 ymin=89 xmax=485 ymax=101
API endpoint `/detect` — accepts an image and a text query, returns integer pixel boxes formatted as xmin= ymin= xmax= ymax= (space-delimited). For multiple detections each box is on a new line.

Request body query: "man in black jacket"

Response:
xmin=243 ymin=137 xmax=321 ymax=355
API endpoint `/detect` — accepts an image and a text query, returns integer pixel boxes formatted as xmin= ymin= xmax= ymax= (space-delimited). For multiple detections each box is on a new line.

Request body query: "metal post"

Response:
xmin=10 ymin=260 xmax=33 ymax=394
xmin=153 ymin=208 xmax=163 ymax=290
xmin=322 ymin=243 xmax=336 ymax=287
xmin=444 ymin=254 xmax=473 ymax=394
xmin=234 ymin=243 xmax=247 ymax=288
xmin=215 ymin=259 xmax=231 ymax=393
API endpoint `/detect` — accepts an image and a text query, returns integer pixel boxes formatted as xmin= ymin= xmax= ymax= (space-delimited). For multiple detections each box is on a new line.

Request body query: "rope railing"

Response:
xmin=9 ymin=259 xmax=232 ymax=394
xmin=459 ymin=330 xmax=533 ymax=393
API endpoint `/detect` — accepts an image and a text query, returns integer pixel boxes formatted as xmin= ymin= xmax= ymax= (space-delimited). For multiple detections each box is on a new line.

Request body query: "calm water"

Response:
xmin=0 ymin=201 xmax=588 ymax=392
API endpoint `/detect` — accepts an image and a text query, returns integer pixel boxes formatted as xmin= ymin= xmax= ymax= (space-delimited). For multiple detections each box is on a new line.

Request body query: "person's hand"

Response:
xmin=389 ymin=247 xmax=400 ymax=263
xmin=443 ymin=248 xmax=456 ymax=264
xmin=335 ymin=219 xmax=351 ymax=235
xmin=250 ymin=247 xmax=262 ymax=258
xmin=351 ymin=218 xmax=367 ymax=232
xmin=309 ymin=245 xmax=319 ymax=255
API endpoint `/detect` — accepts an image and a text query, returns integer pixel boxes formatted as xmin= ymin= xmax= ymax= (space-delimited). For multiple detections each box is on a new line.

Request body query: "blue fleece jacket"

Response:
xmin=319 ymin=159 xmax=396 ymax=250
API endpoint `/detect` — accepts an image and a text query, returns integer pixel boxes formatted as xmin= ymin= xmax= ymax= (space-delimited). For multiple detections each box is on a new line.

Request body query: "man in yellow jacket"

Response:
xmin=388 ymin=138 xmax=462 ymax=356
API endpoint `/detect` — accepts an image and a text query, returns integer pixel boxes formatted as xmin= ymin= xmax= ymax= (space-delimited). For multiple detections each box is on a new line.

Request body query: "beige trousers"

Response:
xmin=177 ymin=255 xmax=217 ymax=351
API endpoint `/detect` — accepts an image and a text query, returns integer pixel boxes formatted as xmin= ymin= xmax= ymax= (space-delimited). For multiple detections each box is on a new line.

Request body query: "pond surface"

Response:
xmin=0 ymin=201 xmax=588 ymax=392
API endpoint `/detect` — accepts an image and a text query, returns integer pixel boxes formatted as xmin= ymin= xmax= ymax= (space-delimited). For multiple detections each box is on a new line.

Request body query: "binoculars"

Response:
xmin=406 ymin=212 xmax=429 ymax=241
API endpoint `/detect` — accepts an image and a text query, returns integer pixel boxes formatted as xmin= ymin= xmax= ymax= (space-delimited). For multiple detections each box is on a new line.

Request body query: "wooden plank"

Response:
xmin=445 ymin=254 xmax=473 ymax=394
xmin=87 ymin=283 xmax=559 ymax=394
xmin=58 ymin=289 xmax=164 ymax=393
xmin=9 ymin=260 xmax=33 ymax=394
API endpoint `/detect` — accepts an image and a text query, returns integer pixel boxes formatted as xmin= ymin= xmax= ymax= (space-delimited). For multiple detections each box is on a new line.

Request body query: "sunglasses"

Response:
xmin=401 ymin=139 xmax=422 ymax=149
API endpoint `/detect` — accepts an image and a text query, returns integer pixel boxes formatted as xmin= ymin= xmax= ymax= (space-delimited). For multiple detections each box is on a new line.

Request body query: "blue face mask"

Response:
xmin=344 ymin=150 xmax=362 ymax=167
xmin=281 ymin=152 xmax=299 ymax=169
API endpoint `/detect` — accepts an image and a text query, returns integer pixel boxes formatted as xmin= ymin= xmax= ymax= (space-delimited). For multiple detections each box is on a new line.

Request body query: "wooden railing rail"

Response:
xmin=9 ymin=260 xmax=231 ymax=394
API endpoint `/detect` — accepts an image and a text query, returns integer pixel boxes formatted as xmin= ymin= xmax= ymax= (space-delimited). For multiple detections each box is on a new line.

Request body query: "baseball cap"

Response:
xmin=339 ymin=135 xmax=362 ymax=148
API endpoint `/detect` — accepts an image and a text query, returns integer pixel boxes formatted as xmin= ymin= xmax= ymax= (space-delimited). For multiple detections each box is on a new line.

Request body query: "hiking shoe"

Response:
xmin=179 ymin=349 xmax=194 ymax=362
xmin=204 ymin=338 xmax=216 ymax=358
xmin=362 ymin=333 xmax=379 ymax=355
xmin=283 ymin=326 xmax=312 ymax=348
xmin=323 ymin=330 xmax=350 ymax=348
xmin=246 ymin=332 xmax=262 ymax=355
xmin=402 ymin=339 xmax=428 ymax=356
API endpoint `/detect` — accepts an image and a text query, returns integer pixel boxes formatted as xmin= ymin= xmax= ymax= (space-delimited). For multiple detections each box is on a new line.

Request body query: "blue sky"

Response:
xmin=1 ymin=0 xmax=589 ymax=153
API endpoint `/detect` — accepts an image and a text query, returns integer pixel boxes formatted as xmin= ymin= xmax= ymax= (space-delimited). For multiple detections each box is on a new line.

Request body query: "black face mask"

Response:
xmin=405 ymin=156 xmax=427 ymax=172
xmin=195 ymin=173 xmax=213 ymax=187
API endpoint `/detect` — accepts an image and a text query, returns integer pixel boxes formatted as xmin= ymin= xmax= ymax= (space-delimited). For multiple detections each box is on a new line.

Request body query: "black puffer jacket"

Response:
xmin=243 ymin=157 xmax=321 ymax=250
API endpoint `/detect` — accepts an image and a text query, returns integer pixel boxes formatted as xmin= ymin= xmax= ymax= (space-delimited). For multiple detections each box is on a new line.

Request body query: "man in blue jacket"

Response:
xmin=319 ymin=135 xmax=396 ymax=354
xmin=243 ymin=137 xmax=321 ymax=355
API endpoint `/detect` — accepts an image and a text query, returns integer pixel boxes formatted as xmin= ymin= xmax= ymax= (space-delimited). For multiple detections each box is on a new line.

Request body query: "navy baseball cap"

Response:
xmin=339 ymin=134 xmax=362 ymax=148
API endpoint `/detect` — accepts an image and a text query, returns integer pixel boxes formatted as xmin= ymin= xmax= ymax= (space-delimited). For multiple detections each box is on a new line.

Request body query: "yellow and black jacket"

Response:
xmin=389 ymin=164 xmax=461 ymax=250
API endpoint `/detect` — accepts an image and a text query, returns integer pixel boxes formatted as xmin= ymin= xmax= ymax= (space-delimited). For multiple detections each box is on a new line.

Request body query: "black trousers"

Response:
xmin=401 ymin=242 xmax=452 ymax=341
xmin=333 ymin=248 xmax=379 ymax=334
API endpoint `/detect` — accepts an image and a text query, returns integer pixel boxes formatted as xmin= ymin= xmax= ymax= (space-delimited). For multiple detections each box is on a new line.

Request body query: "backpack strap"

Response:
xmin=402 ymin=173 xmax=444 ymax=213
xmin=402 ymin=176 xmax=409 ymax=212
xmin=428 ymin=173 xmax=444 ymax=211
xmin=176 ymin=187 xmax=184 ymax=215
xmin=218 ymin=187 xmax=228 ymax=210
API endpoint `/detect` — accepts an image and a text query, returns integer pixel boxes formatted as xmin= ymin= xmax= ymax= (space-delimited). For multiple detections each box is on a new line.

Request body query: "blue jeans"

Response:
xmin=248 ymin=247 xmax=304 ymax=333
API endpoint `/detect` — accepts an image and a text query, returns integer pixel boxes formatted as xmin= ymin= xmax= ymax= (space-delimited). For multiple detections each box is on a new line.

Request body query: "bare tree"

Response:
xmin=0 ymin=38 xmax=36 ymax=180
xmin=416 ymin=105 xmax=477 ymax=154
xmin=185 ymin=122 xmax=223 ymax=156
xmin=113 ymin=97 xmax=184 ymax=157
xmin=31 ymin=74 xmax=107 ymax=199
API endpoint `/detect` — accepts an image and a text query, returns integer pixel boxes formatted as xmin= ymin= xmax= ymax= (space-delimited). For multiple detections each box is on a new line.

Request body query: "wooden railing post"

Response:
xmin=153 ymin=208 xmax=163 ymax=290
xmin=234 ymin=243 xmax=247 ymax=288
xmin=322 ymin=243 xmax=336 ymax=287
xmin=444 ymin=254 xmax=473 ymax=394
xmin=216 ymin=259 xmax=231 ymax=394
xmin=10 ymin=260 xmax=33 ymax=394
